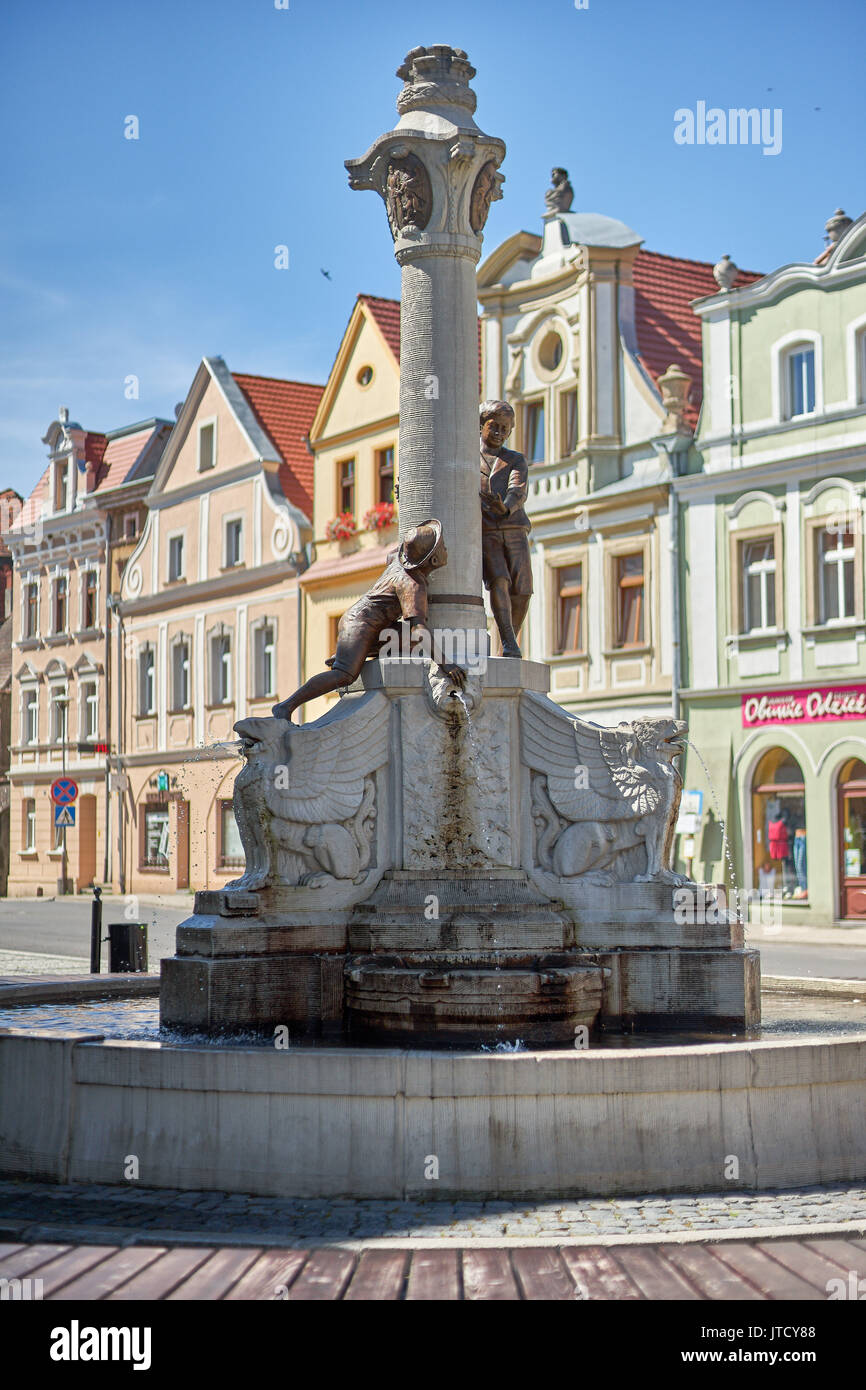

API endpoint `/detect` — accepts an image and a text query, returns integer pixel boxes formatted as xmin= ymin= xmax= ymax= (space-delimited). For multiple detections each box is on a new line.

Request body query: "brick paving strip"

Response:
xmin=2 ymin=1235 xmax=866 ymax=1300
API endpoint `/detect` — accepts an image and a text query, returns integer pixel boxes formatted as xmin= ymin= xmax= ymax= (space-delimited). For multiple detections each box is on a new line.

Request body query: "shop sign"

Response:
xmin=742 ymin=683 xmax=866 ymax=728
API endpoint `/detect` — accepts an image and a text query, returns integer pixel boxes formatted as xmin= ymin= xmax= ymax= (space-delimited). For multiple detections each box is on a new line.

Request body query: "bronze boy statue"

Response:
xmin=479 ymin=400 xmax=533 ymax=657
xmin=272 ymin=519 xmax=465 ymax=723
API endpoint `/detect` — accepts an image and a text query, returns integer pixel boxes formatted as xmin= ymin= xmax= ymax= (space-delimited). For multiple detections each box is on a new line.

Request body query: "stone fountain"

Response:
xmin=160 ymin=45 xmax=758 ymax=1043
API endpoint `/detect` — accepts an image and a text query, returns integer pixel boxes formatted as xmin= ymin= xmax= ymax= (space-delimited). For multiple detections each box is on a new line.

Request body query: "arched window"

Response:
xmin=751 ymin=748 xmax=807 ymax=900
xmin=838 ymin=758 xmax=866 ymax=919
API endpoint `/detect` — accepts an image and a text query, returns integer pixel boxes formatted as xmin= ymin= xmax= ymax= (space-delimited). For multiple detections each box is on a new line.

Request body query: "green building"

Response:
xmin=676 ymin=209 xmax=866 ymax=926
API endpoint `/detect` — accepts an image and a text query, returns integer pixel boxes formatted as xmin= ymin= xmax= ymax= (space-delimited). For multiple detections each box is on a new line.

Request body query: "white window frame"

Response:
xmin=819 ymin=528 xmax=857 ymax=625
xmin=22 ymin=576 xmax=40 ymax=639
xmin=742 ymin=538 xmax=777 ymax=633
xmin=80 ymin=567 xmax=99 ymax=631
xmin=49 ymin=682 xmax=69 ymax=743
xmin=122 ymin=511 xmax=139 ymax=540
xmin=197 ymin=417 xmax=217 ymax=472
xmin=771 ymin=330 xmax=823 ymax=422
xmin=139 ymin=644 xmax=156 ymax=716
xmin=167 ymin=531 xmax=186 ymax=582
xmin=22 ymin=687 xmax=38 ymax=745
xmin=251 ymin=618 xmax=276 ymax=699
xmin=53 ymin=455 xmax=70 ymax=513
xmin=23 ymin=798 xmax=36 ymax=852
xmin=80 ymin=680 xmax=98 ymax=741
xmin=52 ymin=573 xmax=69 ymax=635
xmin=209 ymin=625 xmax=232 ymax=705
xmin=171 ymin=635 xmax=191 ymax=711
xmin=224 ymin=516 xmax=244 ymax=568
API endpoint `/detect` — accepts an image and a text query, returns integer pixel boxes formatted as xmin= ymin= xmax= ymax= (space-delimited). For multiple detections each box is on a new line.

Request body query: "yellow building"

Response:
xmin=115 ymin=357 xmax=322 ymax=894
xmin=300 ymin=295 xmax=401 ymax=721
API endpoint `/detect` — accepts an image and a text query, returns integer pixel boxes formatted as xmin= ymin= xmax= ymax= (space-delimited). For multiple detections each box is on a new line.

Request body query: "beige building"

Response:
xmin=115 ymin=357 xmax=322 ymax=894
xmin=300 ymin=295 xmax=400 ymax=721
xmin=6 ymin=413 xmax=172 ymax=895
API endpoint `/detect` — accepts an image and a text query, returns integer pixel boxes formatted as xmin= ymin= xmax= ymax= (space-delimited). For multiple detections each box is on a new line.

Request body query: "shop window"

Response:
xmin=554 ymin=564 xmax=583 ymax=654
xmin=751 ymin=748 xmax=807 ymax=900
xmin=376 ymin=446 xmax=395 ymax=504
xmin=615 ymin=553 xmax=645 ymax=648
xmin=219 ymin=799 xmax=245 ymax=869
xmin=523 ymin=401 xmax=545 ymax=462
xmin=838 ymin=759 xmax=866 ymax=919
xmin=742 ymin=538 xmax=776 ymax=632
xmin=142 ymin=805 xmax=170 ymax=868
xmin=818 ymin=527 xmax=856 ymax=623
xmin=338 ymin=458 xmax=355 ymax=516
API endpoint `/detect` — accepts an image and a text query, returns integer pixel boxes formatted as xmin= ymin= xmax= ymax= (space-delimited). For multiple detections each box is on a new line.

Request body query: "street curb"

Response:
xmin=762 ymin=975 xmax=866 ymax=999
xmin=1 ymin=1217 xmax=864 ymax=1252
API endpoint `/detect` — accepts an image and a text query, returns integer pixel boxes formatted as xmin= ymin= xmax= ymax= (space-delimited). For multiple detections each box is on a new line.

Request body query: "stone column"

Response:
xmin=346 ymin=45 xmax=505 ymax=637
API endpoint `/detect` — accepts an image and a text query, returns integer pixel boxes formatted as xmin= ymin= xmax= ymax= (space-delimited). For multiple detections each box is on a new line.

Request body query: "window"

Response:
xmin=785 ymin=345 xmax=816 ymax=419
xmin=751 ymin=748 xmax=806 ymax=900
xmin=819 ymin=528 xmax=856 ymax=623
xmin=615 ymin=553 xmax=645 ymax=647
xmin=172 ymin=639 xmax=190 ymax=710
xmin=168 ymin=534 xmax=185 ymax=582
xmin=210 ymin=631 xmax=232 ymax=704
xmin=53 ymin=576 xmax=67 ymax=633
xmin=23 ymin=799 xmax=36 ymax=852
xmin=123 ymin=513 xmax=139 ymax=540
xmin=138 ymin=645 xmax=155 ymax=715
xmin=356 ymin=365 xmax=374 ymax=387
xmin=219 ymin=800 xmax=245 ymax=869
xmin=560 ymin=390 xmax=578 ymax=459
xmin=198 ymin=421 xmax=216 ymax=471
xmin=82 ymin=570 xmax=98 ymax=629
xmin=225 ymin=518 xmax=243 ymax=568
xmin=338 ymin=459 xmax=355 ymax=515
xmin=555 ymin=565 xmax=583 ymax=654
xmin=81 ymin=681 xmax=98 ymax=741
xmin=377 ymin=446 xmax=395 ymax=504
xmin=858 ymin=329 xmax=866 ymax=404
xmin=24 ymin=581 xmax=38 ymax=638
xmin=253 ymin=622 xmax=275 ymax=698
xmin=524 ymin=401 xmax=545 ymax=462
xmin=538 ymin=331 xmax=564 ymax=372
xmin=54 ymin=459 xmax=69 ymax=511
xmin=742 ymin=538 xmax=777 ymax=632
xmin=143 ymin=806 xmax=170 ymax=868
xmin=50 ymin=687 xmax=68 ymax=743
xmin=23 ymin=689 xmax=38 ymax=744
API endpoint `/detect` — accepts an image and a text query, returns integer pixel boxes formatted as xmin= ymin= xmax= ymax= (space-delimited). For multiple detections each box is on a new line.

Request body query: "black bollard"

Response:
xmin=90 ymin=885 xmax=102 ymax=974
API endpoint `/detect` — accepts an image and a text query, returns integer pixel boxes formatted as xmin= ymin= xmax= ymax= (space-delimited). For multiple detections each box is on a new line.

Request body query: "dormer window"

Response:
xmin=54 ymin=458 xmax=69 ymax=511
xmin=784 ymin=344 xmax=816 ymax=419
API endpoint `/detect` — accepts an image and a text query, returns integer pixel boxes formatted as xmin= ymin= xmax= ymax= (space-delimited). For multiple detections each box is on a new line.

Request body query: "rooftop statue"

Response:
xmin=544 ymin=167 xmax=574 ymax=214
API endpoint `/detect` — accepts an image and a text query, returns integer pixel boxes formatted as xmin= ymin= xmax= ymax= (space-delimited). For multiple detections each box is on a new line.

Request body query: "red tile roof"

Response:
xmin=94 ymin=426 xmax=159 ymax=493
xmin=359 ymin=295 xmax=401 ymax=361
xmin=633 ymin=250 xmax=762 ymax=426
xmin=233 ymin=373 xmax=324 ymax=519
xmin=11 ymin=465 xmax=49 ymax=536
xmin=358 ymin=293 xmax=483 ymax=389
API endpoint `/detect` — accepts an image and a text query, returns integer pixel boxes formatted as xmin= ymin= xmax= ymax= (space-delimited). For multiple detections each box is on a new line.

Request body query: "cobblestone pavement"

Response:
xmin=1 ymin=1180 xmax=864 ymax=1246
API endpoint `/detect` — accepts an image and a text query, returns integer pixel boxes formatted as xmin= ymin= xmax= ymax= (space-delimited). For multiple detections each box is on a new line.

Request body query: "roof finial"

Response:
xmin=713 ymin=254 xmax=739 ymax=292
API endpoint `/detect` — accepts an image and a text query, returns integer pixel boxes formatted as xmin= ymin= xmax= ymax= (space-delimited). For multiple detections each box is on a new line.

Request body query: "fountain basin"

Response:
xmin=2 ymin=994 xmax=864 ymax=1199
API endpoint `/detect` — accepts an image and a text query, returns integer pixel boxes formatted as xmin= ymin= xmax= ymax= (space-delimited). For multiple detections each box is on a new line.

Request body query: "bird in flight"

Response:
xmin=320 ymin=268 xmax=332 ymax=280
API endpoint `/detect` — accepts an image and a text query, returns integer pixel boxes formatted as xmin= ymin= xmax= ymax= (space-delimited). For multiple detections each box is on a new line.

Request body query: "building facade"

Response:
xmin=6 ymin=416 xmax=171 ymax=896
xmin=677 ymin=209 xmax=866 ymax=925
xmin=478 ymin=180 xmax=760 ymax=724
xmin=300 ymin=295 xmax=400 ymax=722
xmin=115 ymin=357 xmax=321 ymax=895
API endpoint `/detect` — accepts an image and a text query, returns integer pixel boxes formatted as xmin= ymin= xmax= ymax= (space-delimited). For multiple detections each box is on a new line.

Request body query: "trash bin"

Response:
xmin=107 ymin=922 xmax=148 ymax=973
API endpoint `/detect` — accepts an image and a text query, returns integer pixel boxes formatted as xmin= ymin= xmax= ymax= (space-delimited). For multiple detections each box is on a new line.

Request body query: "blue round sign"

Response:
xmin=50 ymin=778 xmax=79 ymax=807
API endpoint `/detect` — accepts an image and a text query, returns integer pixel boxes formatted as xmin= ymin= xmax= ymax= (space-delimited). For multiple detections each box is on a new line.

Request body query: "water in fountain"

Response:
xmin=682 ymin=737 xmax=742 ymax=924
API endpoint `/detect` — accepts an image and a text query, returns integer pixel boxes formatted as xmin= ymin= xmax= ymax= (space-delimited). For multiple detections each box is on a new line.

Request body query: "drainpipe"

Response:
xmin=669 ymin=479 xmax=681 ymax=722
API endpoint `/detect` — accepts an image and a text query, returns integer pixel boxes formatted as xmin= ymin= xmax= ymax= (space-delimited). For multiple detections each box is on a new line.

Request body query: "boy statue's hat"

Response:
xmin=399 ymin=518 xmax=443 ymax=571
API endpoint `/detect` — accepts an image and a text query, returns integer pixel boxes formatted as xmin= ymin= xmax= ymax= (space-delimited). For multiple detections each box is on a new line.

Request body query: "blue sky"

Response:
xmin=2 ymin=0 xmax=864 ymax=499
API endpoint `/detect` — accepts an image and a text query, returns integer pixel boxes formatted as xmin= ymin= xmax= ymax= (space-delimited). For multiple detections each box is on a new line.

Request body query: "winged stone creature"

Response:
xmin=228 ymin=690 xmax=390 ymax=891
xmin=520 ymin=692 xmax=689 ymax=885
